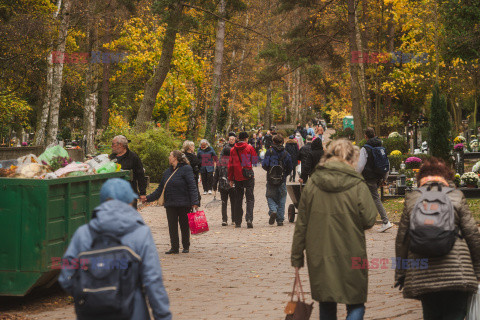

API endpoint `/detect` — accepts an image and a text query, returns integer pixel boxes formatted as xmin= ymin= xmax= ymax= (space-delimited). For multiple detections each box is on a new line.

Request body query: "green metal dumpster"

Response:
xmin=0 ymin=171 xmax=130 ymax=296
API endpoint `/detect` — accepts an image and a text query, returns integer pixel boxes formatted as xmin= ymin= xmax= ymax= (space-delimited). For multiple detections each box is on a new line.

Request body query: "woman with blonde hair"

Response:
xmin=144 ymin=150 xmax=199 ymax=254
xmin=291 ymin=139 xmax=377 ymax=320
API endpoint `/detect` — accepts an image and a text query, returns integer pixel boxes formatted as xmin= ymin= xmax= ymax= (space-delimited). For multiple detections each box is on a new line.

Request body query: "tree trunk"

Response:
xmin=134 ymin=1 xmax=183 ymax=133
xmin=265 ymin=82 xmax=272 ymax=129
xmin=205 ymin=0 xmax=226 ymax=141
xmin=283 ymin=80 xmax=289 ymax=123
xmin=46 ymin=0 xmax=71 ymax=145
xmin=348 ymin=0 xmax=364 ymax=142
xmin=83 ymin=0 xmax=99 ymax=156
xmin=34 ymin=0 xmax=64 ymax=146
xmin=101 ymin=63 xmax=110 ymax=128
xmin=355 ymin=9 xmax=368 ymax=125
xmin=34 ymin=53 xmax=53 ymax=146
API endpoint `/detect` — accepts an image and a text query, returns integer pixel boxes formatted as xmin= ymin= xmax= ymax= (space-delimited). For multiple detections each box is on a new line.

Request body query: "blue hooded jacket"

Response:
xmin=58 ymin=200 xmax=172 ymax=320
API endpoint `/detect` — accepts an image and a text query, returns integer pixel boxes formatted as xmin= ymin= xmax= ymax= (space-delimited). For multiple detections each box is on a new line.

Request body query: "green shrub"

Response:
xmin=428 ymin=84 xmax=451 ymax=160
xmin=387 ymin=153 xmax=431 ymax=172
xmin=330 ymin=127 xmax=354 ymax=140
xmin=383 ymin=137 xmax=408 ymax=154
xmin=129 ymin=127 xmax=182 ymax=182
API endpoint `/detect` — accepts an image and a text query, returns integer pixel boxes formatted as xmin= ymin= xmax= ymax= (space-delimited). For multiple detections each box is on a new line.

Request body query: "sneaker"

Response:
xmin=247 ymin=220 xmax=253 ymax=228
xmin=182 ymin=248 xmax=189 ymax=253
xmin=222 ymin=221 xmax=228 ymax=226
xmin=203 ymin=191 xmax=207 ymax=195
xmin=378 ymin=221 xmax=393 ymax=233
xmin=165 ymin=249 xmax=179 ymax=254
xmin=277 ymin=222 xmax=284 ymax=226
xmin=208 ymin=190 xmax=212 ymax=194
xmin=269 ymin=212 xmax=277 ymax=225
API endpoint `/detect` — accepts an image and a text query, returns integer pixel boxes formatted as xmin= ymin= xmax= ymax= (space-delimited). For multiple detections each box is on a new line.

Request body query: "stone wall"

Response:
xmin=0 ymin=146 xmax=44 ymax=160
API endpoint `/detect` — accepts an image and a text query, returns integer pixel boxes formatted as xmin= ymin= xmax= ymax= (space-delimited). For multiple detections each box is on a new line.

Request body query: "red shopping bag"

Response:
xmin=188 ymin=210 xmax=209 ymax=235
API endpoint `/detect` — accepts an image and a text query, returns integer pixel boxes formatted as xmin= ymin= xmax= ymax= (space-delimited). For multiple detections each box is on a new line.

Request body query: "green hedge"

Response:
xmin=383 ymin=137 xmax=409 ymax=154
xmin=129 ymin=127 xmax=182 ymax=182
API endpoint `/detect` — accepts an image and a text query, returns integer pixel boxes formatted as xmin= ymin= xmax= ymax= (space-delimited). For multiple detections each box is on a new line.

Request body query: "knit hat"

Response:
xmin=228 ymin=132 xmax=237 ymax=137
xmin=100 ymin=178 xmax=138 ymax=204
xmin=239 ymin=131 xmax=249 ymax=140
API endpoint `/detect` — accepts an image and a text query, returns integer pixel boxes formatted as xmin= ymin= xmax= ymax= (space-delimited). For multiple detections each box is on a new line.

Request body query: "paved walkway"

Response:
xmin=6 ymin=131 xmax=422 ymax=319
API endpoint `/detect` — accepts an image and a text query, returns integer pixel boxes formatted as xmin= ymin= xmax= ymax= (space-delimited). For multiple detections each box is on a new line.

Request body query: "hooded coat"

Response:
xmin=58 ymin=200 xmax=172 ymax=320
xmin=228 ymin=141 xmax=258 ymax=182
xmin=285 ymin=138 xmax=299 ymax=167
xmin=300 ymin=138 xmax=324 ymax=182
xmin=291 ymin=161 xmax=377 ymax=304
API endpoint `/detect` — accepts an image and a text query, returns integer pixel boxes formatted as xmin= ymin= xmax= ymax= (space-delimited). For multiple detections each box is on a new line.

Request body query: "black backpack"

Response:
xmin=409 ymin=184 xmax=458 ymax=257
xmin=218 ymin=166 xmax=230 ymax=190
xmin=267 ymin=150 xmax=287 ymax=186
xmin=364 ymin=144 xmax=390 ymax=177
xmin=72 ymin=224 xmax=142 ymax=320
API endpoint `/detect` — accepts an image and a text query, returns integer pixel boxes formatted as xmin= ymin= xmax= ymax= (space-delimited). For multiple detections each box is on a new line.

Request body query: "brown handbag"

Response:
xmin=284 ymin=269 xmax=314 ymax=320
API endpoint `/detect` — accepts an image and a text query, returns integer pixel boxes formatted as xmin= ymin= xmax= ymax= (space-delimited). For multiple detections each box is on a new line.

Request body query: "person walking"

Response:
xmin=144 ymin=151 xmax=199 ymax=254
xmin=315 ymin=125 xmax=325 ymax=141
xmin=299 ymin=137 xmax=324 ymax=184
xmin=213 ymin=147 xmax=236 ymax=226
xmin=249 ymin=133 xmax=259 ymax=167
xmin=395 ymin=157 xmax=480 ymax=320
xmin=228 ymin=131 xmax=257 ymax=228
xmin=59 ymin=178 xmax=172 ymax=320
xmin=294 ymin=131 xmax=304 ymax=148
xmin=298 ymin=135 xmax=313 ymax=180
xmin=306 ymin=122 xmax=315 ymax=137
xmin=262 ymin=134 xmax=292 ymax=226
xmin=291 ymin=139 xmax=377 ymax=320
xmin=197 ymin=139 xmax=217 ymax=195
xmin=110 ymin=135 xmax=147 ymax=209
xmin=264 ymin=130 xmax=273 ymax=150
xmin=356 ymin=127 xmax=392 ymax=232
xmin=182 ymin=140 xmax=201 ymax=205
xmin=285 ymin=135 xmax=299 ymax=182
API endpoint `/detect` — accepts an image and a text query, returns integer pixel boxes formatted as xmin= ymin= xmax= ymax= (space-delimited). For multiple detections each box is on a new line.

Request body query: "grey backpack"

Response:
xmin=409 ymin=184 xmax=458 ymax=257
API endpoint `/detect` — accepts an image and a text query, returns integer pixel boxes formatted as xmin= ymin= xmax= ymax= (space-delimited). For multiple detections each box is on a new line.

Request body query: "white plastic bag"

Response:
xmin=467 ymin=284 xmax=480 ymax=320
xmin=85 ymin=154 xmax=111 ymax=170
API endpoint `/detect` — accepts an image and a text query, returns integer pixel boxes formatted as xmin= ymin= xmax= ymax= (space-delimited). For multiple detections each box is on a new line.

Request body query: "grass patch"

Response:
xmin=383 ymin=198 xmax=480 ymax=223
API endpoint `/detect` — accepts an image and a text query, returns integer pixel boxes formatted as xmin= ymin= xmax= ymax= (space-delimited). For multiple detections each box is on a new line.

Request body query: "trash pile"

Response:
xmin=0 ymin=145 xmax=121 ymax=179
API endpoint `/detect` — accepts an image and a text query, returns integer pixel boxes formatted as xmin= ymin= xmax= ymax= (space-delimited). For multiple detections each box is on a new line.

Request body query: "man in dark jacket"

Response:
xmin=298 ymin=135 xmax=313 ymax=165
xmin=228 ymin=131 xmax=258 ymax=228
xmin=299 ymin=137 xmax=324 ymax=184
xmin=110 ymin=135 xmax=147 ymax=209
xmin=356 ymin=127 xmax=392 ymax=232
xmin=285 ymin=135 xmax=299 ymax=182
xmin=262 ymin=134 xmax=292 ymax=226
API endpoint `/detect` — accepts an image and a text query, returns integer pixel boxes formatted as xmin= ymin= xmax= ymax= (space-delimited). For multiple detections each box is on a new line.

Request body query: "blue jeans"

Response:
xmin=319 ymin=302 xmax=365 ymax=320
xmin=265 ymin=183 xmax=287 ymax=222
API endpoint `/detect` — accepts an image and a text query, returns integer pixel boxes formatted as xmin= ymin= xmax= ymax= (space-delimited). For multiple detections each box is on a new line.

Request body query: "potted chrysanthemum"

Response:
xmin=461 ymin=172 xmax=479 ymax=188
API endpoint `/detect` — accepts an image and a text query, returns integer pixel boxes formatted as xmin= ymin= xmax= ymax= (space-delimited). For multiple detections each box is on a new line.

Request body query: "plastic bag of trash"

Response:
xmin=85 ymin=154 xmax=111 ymax=171
xmin=17 ymin=163 xmax=50 ymax=179
xmin=38 ymin=145 xmax=69 ymax=165
xmin=54 ymin=162 xmax=90 ymax=177
xmin=96 ymin=162 xmax=120 ymax=174
xmin=17 ymin=154 xmax=39 ymax=166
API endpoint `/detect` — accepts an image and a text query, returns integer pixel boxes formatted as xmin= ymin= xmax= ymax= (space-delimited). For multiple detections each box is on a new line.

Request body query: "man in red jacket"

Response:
xmin=228 ymin=131 xmax=258 ymax=228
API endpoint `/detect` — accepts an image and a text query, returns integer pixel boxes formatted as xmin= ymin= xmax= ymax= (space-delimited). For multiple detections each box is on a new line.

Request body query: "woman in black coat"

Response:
xmin=285 ymin=135 xmax=300 ymax=182
xmin=183 ymin=140 xmax=201 ymax=205
xmin=299 ymin=137 xmax=324 ymax=184
xmin=144 ymin=150 xmax=199 ymax=254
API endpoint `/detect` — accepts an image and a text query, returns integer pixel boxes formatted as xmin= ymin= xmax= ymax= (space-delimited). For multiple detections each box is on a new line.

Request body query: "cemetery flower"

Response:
xmin=454 ymin=143 xmax=464 ymax=151
xmin=405 ymin=157 xmax=422 ymax=169
xmin=390 ymin=150 xmax=402 ymax=156
xmin=388 ymin=132 xmax=401 ymax=138
xmin=461 ymin=172 xmax=479 ymax=186
xmin=472 ymin=161 xmax=480 ymax=173
xmin=454 ymin=136 xmax=466 ymax=144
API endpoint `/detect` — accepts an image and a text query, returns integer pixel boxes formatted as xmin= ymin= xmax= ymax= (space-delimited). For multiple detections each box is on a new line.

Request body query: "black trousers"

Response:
xmin=233 ymin=178 xmax=255 ymax=225
xmin=290 ymin=165 xmax=297 ymax=181
xmin=420 ymin=290 xmax=469 ymax=320
xmin=165 ymin=206 xmax=190 ymax=251
xmin=201 ymin=172 xmax=213 ymax=192
xmin=219 ymin=188 xmax=236 ymax=222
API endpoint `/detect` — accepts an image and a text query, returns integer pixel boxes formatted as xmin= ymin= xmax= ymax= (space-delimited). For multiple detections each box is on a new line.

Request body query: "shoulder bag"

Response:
xmin=235 ymin=148 xmax=254 ymax=179
xmin=158 ymin=168 xmax=179 ymax=206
